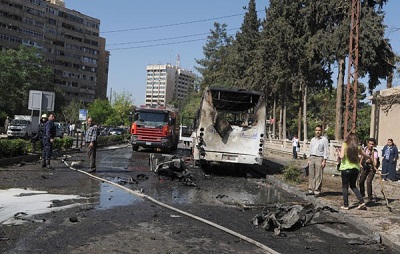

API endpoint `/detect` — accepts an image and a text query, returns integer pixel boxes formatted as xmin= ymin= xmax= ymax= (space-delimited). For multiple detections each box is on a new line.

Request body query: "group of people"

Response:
xmin=306 ymin=124 xmax=399 ymax=210
xmin=67 ymin=123 xmax=76 ymax=136
xmin=33 ymin=114 xmax=98 ymax=173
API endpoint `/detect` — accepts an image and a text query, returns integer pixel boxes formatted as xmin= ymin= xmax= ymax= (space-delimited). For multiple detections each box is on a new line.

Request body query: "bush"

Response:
xmin=282 ymin=163 xmax=303 ymax=184
xmin=97 ymin=134 xmax=128 ymax=146
xmin=52 ymin=137 xmax=74 ymax=150
xmin=0 ymin=134 xmax=127 ymax=159
xmin=62 ymin=136 xmax=74 ymax=150
xmin=0 ymin=139 xmax=30 ymax=159
xmin=53 ymin=138 xmax=63 ymax=150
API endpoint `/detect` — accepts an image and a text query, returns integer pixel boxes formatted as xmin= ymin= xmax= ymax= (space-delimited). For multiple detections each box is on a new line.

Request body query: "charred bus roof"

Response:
xmin=209 ymin=87 xmax=264 ymax=112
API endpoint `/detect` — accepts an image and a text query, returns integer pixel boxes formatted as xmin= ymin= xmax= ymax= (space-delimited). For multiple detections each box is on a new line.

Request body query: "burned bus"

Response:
xmin=192 ymin=87 xmax=266 ymax=167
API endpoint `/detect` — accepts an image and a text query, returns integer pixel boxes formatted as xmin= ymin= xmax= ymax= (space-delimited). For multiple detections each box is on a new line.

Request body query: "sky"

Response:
xmin=64 ymin=1 xmax=400 ymax=106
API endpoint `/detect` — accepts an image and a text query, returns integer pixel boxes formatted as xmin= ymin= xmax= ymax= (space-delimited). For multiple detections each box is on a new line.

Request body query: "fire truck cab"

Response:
xmin=130 ymin=105 xmax=179 ymax=153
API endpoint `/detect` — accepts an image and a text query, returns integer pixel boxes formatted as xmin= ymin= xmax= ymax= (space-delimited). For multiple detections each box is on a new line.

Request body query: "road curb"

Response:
xmin=0 ymin=154 xmax=40 ymax=167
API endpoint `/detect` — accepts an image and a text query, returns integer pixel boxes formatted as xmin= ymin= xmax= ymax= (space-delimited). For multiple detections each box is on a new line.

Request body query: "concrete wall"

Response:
xmin=370 ymin=87 xmax=400 ymax=147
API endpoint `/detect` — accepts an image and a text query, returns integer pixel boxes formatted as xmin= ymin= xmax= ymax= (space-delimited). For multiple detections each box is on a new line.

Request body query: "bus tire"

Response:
xmin=132 ymin=145 xmax=139 ymax=151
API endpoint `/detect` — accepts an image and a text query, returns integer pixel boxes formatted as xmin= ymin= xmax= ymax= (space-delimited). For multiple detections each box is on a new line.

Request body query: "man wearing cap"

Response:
xmin=42 ymin=113 xmax=56 ymax=169
xmin=38 ymin=114 xmax=48 ymax=167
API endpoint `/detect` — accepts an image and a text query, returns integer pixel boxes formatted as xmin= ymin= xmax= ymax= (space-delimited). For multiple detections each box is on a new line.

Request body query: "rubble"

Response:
xmin=251 ymin=203 xmax=338 ymax=236
xmin=149 ymin=153 xmax=196 ymax=186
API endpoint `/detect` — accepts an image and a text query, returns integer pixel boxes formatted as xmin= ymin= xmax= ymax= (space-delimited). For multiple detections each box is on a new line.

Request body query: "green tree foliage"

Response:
xmin=195 ymin=22 xmax=232 ymax=88
xmin=180 ymin=91 xmax=202 ymax=125
xmin=0 ymin=46 xmax=53 ymax=115
xmin=358 ymin=4 xmax=396 ymax=92
xmin=87 ymin=99 xmax=115 ymax=126
xmin=60 ymin=100 xmax=85 ymax=124
xmin=110 ymin=90 xmax=135 ymax=126
xmin=190 ymin=0 xmax=395 ymax=140
xmin=84 ymin=91 xmax=135 ymax=127
xmin=229 ymin=0 xmax=261 ymax=88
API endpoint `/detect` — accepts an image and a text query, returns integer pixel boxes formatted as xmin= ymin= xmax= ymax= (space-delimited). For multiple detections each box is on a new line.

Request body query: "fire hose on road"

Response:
xmin=61 ymin=156 xmax=279 ymax=254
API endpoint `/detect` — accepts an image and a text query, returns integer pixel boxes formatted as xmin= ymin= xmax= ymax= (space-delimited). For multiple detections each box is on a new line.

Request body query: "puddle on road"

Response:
xmin=97 ymin=180 xmax=142 ymax=210
xmin=96 ymin=176 xmax=292 ymax=210
xmin=0 ymin=188 xmax=85 ymax=225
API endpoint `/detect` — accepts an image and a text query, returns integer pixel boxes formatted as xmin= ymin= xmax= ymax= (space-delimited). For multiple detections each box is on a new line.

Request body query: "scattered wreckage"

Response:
xmin=251 ymin=203 xmax=338 ymax=236
xmin=149 ymin=153 xmax=196 ymax=186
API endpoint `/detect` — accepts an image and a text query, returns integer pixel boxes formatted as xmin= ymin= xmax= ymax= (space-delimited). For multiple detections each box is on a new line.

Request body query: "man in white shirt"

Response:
xmin=292 ymin=135 xmax=299 ymax=159
xmin=308 ymin=125 xmax=329 ymax=196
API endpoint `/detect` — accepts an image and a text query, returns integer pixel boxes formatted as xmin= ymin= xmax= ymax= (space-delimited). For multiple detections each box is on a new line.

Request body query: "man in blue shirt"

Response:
xmin=42 ymin=113 xmax=56 ymax=169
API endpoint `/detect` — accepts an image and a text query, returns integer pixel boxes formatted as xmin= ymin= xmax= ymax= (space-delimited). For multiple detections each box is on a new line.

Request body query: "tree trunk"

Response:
xmin=298 ymin=86 xmax=302 ymax=139
xmin=303 ymin=83 xmax=308 ymax=142
xmin=387 ymin=71 xmax=393 ymax=88
xmin=283 ymin=95 xmax=287 ymax=140
xmin=278 ymin=108 xmax=282 ymax=140
xmin=334 ymin=58 xmax=345 ymax=140
xmin=273 ymin=98 xmax=276 ymax=139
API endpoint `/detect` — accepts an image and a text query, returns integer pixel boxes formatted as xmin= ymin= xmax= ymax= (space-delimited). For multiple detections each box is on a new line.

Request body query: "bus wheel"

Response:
xmin=132 ymin=145 xmax=139 ymax=151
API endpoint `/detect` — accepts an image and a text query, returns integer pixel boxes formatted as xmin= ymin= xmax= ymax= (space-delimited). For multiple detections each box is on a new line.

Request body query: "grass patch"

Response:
xmin=282 ymin=163 xmax=304 ymax=184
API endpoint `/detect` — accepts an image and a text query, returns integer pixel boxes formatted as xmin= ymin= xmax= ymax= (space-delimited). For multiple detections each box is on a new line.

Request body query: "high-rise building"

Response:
xmin=145 ymin=64 xmax=196 ymax=108
xmin=45 ymin=0 xmax=64 ymax=7
xmin=0 ymin=0 xmax=109 ymax=103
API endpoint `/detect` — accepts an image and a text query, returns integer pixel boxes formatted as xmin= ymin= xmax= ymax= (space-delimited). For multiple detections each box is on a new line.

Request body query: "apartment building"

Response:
xmin=0 ymin=0 xmax=109 ymax=103
xmin=145 ymin=64 xmax=196 ymax=107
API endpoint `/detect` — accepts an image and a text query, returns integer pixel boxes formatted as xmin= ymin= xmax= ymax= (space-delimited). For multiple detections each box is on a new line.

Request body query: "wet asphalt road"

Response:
xmin=0 ymin=145 xmax=396 ymax=253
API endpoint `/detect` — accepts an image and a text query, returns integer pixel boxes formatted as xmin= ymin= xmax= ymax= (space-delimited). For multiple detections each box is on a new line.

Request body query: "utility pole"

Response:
xmin=343 ymin=0 xmax=361 ymax=137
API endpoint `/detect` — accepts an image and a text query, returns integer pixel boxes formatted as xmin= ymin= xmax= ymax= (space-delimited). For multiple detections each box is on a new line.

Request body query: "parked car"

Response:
xmin=54 ymin=122 xmax=64 ymax=138
xmin=108 ymin=128 xmax=125 ymax=135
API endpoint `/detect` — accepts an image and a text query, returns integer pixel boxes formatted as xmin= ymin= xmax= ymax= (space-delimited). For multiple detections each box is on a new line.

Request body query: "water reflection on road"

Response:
xmin=95 ymin=176 xmax=290 ymax=210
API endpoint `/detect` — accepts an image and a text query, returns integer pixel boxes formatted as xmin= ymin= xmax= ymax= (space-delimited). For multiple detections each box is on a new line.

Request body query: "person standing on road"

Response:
xmin=4 ymin=116 xmax=10 ymax=134
xmin=292 ymin=135 xmax=299 ymax=159
xmin=85 ymin=117 xmax=98 ymax=173
xmin=339 ymin=133 xmax=370 ymax=210
xmin=381 ymin=139 xmax=399 ymax=182
xmin=307 ymin=125 xmax=329 ymax=196
xmin=42 ymin=113 xmax=56 ymax=169
xmin=38 ymin=114 xmax=48 ymax=167
xmin=359 ymin=138 xmax=378 ymax=203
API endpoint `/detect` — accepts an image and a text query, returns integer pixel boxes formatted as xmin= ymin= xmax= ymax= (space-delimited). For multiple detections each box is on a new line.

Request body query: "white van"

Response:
xmin=7 ymin=115 xmax=33 ymax=139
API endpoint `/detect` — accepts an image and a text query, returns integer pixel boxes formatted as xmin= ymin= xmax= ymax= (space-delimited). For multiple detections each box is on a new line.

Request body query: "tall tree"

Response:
xmin=0 ymin=46 xmax=53 ymax=115
xmin=195 ymin=22 xmax=232 ymax=88
xmin=87 ymin=99 xmax=115 ymax=126
xmin=259 ymin=0 xmax=330 ymax=140
xmin=228 ymin=0 xmax=261 ymax=88
xmin=60 ymin=100 xmax=85 ymax=125
xmin=111 ymin=90 xmax=135 ymax=126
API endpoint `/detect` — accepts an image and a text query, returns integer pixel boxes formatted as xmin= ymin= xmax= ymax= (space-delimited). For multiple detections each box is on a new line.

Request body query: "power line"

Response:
xmin=107 ymin=38 xmax=208 ymax=50
xmin=107 ymin=32 xmax=237 ymax=51
xmin=106 ymin=28 xmax=239 ymax=46
xmin=102 ymin=10 xmax=265 ymax=34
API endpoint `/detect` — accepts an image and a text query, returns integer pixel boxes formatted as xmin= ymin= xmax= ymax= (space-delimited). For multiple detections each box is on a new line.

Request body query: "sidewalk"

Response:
xmin=266 ymin=149 xmax=400 ymax=253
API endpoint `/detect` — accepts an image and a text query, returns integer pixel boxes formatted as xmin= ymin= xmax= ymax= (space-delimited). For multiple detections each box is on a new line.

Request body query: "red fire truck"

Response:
xmin=129 ymin=105 xmax=179 ymax=153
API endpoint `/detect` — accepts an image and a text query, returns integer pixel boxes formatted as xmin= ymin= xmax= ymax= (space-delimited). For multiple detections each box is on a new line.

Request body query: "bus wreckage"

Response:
xmin=192 ymin=86 xmax=266 ymax=167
